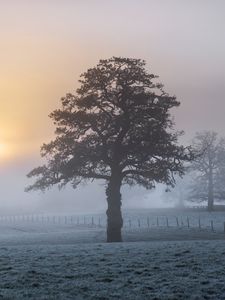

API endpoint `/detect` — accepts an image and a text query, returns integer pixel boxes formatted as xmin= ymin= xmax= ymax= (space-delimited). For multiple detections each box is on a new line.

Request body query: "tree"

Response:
xmin=188 ymin=131 xmax=225 ymax=211
xmin=26 ymin=57 xmax=192 ymax=242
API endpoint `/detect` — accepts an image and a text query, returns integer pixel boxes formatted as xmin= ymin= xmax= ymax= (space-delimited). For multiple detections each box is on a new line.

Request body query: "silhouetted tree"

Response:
xmin=188 ymin=131 xmax=225 ymax=211
xmin=26 ymin=57 xmax=192 ymax=242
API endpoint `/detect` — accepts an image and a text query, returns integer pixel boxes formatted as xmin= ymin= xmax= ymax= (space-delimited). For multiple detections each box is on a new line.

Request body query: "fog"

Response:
xmin=1 ymin=3 xmax=225 ymax=298
xmin=0 ymin=0 xmax=225 ymax=215
xmin=0 ymin=158 xmax=167 ymax=215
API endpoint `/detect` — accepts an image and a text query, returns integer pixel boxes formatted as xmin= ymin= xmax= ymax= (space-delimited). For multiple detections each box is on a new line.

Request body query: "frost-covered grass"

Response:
xmin=0 ymin=239 xmax=225 ymax=299
xmin=0 ymin=221 xmax=225 ymax=299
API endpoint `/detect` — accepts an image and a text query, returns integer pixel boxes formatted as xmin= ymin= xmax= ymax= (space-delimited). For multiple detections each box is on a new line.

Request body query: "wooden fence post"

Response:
xmin=147 ymin=217 xmax=150 ymax=228
xmin=166 ymin=217 xmax=169 ymax=227
xmin=198 ymin=218 xmax=201 ymax=229
xmin=187 ymin=216 xmax=190 ymax=228
xmin=210 ymin=220 xmax=214 ymax=232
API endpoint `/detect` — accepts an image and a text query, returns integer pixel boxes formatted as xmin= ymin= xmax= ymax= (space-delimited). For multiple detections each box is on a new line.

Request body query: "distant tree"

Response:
xmin=26 ymin=57 xmax=192 ymax=242
xmin=188 ymin=131 xmax=225 ymax=211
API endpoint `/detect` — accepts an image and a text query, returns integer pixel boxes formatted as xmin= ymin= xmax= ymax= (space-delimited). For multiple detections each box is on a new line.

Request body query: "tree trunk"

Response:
xmin=208 ymin=170 xmax=214 ymax=212
xmin=106 ymin=172 xmax=123 ymax=242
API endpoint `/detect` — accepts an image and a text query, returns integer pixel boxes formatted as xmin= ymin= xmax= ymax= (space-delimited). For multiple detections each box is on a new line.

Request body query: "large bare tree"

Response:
xmin=189 ymin=131 xmax=225 ymax=211
xmin=26 ymin=57 xmax=192 ymax=242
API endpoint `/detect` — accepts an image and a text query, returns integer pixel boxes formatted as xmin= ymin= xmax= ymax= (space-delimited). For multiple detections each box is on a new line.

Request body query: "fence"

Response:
xmin=0 ymin=214 xmax=225 ymax=234
xmin=123 ymin=215 xmax=225 ymax=234
xmin=0 ymin=214 xmax=103 ymax=227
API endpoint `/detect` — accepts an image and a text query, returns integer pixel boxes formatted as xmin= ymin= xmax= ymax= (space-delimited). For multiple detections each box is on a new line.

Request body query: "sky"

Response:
xmin=0 ymin=0 xmax=225 ymax=214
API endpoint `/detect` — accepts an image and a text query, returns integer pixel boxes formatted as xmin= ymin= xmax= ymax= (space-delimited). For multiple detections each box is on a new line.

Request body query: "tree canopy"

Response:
xmin=26 ymin=57 xmax=192 ymax=241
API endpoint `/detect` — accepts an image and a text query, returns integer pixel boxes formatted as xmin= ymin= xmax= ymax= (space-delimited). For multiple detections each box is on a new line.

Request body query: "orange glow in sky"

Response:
xmin=0 ymin=0 xmax=225 ymax=164
xmin=0 ymin=141 xmax=10 ymax=162
xmin=0 ymin=143 xmax=5 ymax=155
xmin=0 ymin=0 xmax=225 ymax=215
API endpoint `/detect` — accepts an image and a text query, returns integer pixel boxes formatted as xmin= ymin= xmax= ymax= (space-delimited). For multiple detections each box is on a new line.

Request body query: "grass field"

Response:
xmin=0 ymin=210 xmax=225 ymax=299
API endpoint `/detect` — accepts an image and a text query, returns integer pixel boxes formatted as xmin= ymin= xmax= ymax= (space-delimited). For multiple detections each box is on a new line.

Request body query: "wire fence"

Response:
xmin=0 ymin=214 xmax=225 ymax=234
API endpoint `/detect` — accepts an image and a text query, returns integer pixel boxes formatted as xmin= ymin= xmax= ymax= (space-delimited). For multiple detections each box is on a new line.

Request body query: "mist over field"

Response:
xmin=0 ymin=159 xmax=166 ymax=215
xmin=1 ymin=1 xmax=225 ymax=299
xmin=0 ymin=0 xmax=225 ymax=216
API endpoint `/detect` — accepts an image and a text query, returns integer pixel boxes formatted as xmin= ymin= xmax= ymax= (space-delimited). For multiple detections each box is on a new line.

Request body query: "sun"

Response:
xmin=0 ymin=142 xmax=8 ymax=159
xmin=0 ymin=142 xmax=4 ymax=152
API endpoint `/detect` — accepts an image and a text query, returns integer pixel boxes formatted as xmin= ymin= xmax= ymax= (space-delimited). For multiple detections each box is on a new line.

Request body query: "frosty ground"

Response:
xmin=0 ymin=212 xmax=225 ymax=299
